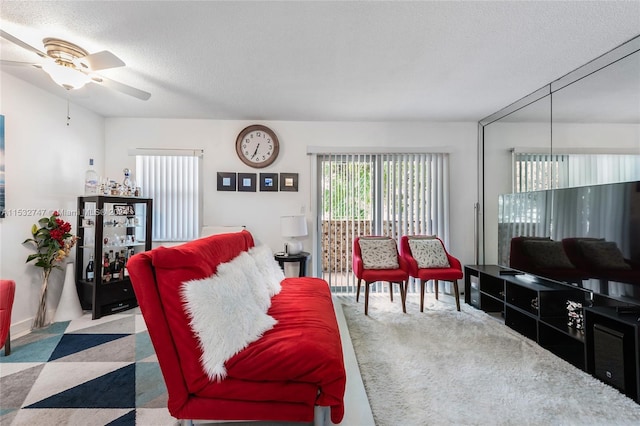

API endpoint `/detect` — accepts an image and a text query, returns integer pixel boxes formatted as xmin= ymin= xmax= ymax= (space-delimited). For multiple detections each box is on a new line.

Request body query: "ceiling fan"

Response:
xmin=0 ymin=30 xmax=151 ymax=100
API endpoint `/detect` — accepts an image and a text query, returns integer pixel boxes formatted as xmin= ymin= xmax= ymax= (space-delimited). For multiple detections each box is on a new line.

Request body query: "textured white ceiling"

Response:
xmin=1 ymin=1 xmax=639 ymax=122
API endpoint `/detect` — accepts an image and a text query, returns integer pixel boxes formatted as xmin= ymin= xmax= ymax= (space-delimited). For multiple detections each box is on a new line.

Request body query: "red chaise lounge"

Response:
xmin=127 ymin=230 xmax=346 ymax=424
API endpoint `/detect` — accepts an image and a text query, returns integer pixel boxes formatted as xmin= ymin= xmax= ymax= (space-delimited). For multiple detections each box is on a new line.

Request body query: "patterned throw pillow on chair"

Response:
xmin=409 ymin=238 xmax=450 ymax=268
xmin=359 ymin=238 xmax=400 ymax=269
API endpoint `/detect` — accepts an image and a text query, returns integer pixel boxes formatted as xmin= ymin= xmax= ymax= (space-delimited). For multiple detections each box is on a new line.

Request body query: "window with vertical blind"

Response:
xmin=135 ymin=152 xmax=201 ymax=242
xmin=317 ymin=152 xmax=450 ymax=293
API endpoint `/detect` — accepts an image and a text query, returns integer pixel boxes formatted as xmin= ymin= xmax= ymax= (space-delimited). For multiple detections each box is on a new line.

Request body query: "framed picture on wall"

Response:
xmin=238 ymin=173 xmax=257 ymax=192
xmin=259 ymin=173 xmax=278 ymax=192
xmin=280 ymin=173 xmax=298 ymax=192
xmin=217 ymin=172 xmax=237 ymax=191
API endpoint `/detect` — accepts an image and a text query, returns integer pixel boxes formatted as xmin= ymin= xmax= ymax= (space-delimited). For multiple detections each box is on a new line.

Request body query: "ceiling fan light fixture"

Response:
xmin=42 ymin=58 xmax=91 ymax=90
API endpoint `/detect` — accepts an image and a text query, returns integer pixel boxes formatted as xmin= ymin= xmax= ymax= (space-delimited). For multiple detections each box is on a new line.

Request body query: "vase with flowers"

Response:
xmin=24 ymin=211 xmax=78 ymax=329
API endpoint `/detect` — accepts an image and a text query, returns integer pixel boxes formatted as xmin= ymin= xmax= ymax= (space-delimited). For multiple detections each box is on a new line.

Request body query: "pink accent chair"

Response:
xmin=1 ymin=279 xmax=16 ymax=356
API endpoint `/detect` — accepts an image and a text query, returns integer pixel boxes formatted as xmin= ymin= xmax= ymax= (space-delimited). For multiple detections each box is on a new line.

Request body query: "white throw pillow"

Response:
xmin=217 ymin=251 xmax=271 ymax=311
xmin=181 ymin=267 xmax=277 ymax=382
xmin=409 ymin=238 xmax=450 ymax=268
xmin=358 ymin=238 xmax=399 ymax=269
xmin=248 ymin=244 xmax=284 ymax=297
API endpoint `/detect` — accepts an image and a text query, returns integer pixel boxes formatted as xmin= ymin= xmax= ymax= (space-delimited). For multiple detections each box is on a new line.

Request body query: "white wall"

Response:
xmin=0 ymin=71 xmax=105 ymax=335
xmin=1 ymin=71 xmax=478 ymax=334
xmin=105 ymin=118 xmax=478 ymax=275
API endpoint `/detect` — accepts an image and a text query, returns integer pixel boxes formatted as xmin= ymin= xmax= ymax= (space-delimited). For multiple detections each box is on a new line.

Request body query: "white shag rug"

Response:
xmin=342 ymin=294 xmax=640 ymax=426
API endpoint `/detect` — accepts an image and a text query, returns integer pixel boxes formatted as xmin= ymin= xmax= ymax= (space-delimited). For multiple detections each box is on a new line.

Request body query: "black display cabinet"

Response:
xmin=75 ymin=196 xmax=152 ymax=319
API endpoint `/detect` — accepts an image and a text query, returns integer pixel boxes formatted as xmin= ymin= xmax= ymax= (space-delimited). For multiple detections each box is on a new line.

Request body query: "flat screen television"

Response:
xmin=498 ymin=180 xmax=640 ymax=305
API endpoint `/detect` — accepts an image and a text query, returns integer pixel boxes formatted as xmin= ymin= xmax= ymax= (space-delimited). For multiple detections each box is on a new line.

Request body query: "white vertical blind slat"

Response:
xmin=136 ymin=154 xmax=199 ymax=242
xmin=319 ymin=152 xmax=449 ymax=294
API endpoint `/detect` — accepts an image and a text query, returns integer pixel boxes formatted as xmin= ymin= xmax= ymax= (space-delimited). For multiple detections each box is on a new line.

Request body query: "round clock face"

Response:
xmin=235 ymin=125 xmax=280 ymax=168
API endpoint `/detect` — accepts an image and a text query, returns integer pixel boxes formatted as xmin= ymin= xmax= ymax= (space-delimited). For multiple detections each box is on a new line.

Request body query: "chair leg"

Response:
xmin=364 ymin=282 xmax=370 ymax=315
xmin=389 ymin=282 xmax=393 ymax=302
xmin=356 ymin=278 xmax=362 ymax=302
xmin=3 ymin=330 xmax=10 ymax=356
xmin=434 ymin=280 xmax=439 ymax=300
xmin=453 ymin=280 xmax=461 ymax=311
xmin=399 ymin=281 xmax=407 ymax=313
xmin=420 ymin=279 xmax=426 ymax=312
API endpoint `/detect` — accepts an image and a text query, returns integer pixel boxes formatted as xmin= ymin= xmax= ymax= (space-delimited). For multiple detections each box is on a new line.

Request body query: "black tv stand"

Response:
xmin=465 ymin=264 xmax=640 ymax=403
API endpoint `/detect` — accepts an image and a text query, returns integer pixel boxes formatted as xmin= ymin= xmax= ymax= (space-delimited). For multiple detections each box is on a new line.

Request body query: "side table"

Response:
xmin=274 ymin=251 xmax=311 ymax=277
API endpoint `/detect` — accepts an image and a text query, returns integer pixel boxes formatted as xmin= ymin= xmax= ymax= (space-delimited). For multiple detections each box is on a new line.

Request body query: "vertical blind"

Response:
xmin=513 ymin=152 xmax=640 ymax=193
xmin=136 ymin=154 xmax=200 ymax=241
xmin=318 ymin=152 xmax=450 ymax=294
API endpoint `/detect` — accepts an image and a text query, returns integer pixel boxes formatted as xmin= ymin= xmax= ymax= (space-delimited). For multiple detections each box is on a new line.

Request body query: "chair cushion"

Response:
xmin=408 ymin=239 xmax=450 ymax=268
xmin=578 ymin=240 xmax=631 ymax=270
xmin=523 ymin=240 xmax=575 ymax=269
xmin=358 ymin=238 xmax=399 ymax=269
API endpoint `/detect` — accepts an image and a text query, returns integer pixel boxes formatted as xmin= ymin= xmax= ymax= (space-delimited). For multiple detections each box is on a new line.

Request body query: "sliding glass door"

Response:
xmin=317 ymin=152 xmax=450 ymax=294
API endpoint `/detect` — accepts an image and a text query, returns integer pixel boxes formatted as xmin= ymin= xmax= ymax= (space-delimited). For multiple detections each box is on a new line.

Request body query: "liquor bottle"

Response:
xmin=103 ymin=253 xmax=111 ymax=281
xmin=112 ymin=253 xmax=122 ymax=280
xmin=84 ymin=158 xmax=99 ymax=195
xmin=86 ymin=255 xmax=95 ymax=282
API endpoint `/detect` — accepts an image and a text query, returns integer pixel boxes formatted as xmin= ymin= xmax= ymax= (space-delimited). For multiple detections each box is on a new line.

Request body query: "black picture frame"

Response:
xmin=217 ymin=172 xmax=237 ymax=191
xmin=260 ymin=173 xmax=279 ymax=192
xmin=280 ymin=173 xmax=298 ymax=192
xmin=238 ymin=173 xmax=257 ymax=192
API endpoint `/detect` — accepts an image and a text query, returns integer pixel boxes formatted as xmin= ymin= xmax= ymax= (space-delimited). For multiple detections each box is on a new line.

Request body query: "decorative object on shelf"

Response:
xmin=235 ymin=124 xmax=280 ymax=168
xmin=259 ymin=173 xmax=278 ymax=192
xmin=279 ymin=173 xmax=298 ymax=192
xmin=567 ymin=300 xmax=584 ymax=332
xmin=531 ymin=297 xmax=539 ymax=311
xmin=23 ymin=211 xmax=77 ymax=329
xmin=122 ymin=168 xmax=134 ymax=196
xmin=113 ymin=204 xmax=135 ymax=216
xmin=237 ymin=173 xmax=257 ymax=192
xmin=53 ymin=262 xmax=83 ymax=322
xmin=217 ymin=172 xmax=237 ymax=191
xmin=280 ymin=215 xmax=308 ymax=255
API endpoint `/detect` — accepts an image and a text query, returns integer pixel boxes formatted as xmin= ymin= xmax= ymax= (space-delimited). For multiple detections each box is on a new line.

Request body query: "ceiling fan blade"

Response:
xmin=78 ymin=50 xmax=125 ymax=71
xmin=92 ymin=75 xmax=151 ymax=101
xmin=0 ymin=59 xmax=40 ymax=68
xmin=0 ymin=30 xmax=47 ymax=58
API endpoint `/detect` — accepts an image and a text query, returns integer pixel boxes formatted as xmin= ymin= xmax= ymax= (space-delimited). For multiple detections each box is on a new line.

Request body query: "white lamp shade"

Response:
xmin=281 ymin=215 xmax=308 ymax=237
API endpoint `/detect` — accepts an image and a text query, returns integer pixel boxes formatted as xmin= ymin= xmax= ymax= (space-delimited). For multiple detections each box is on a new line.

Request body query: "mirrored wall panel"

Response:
xmin=480 ymin=35 xmax=640 ymax=269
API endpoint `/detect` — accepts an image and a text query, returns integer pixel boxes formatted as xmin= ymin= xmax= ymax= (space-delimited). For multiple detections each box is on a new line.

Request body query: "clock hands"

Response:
xmin=251 ymin=143 xmax=260 ymax=159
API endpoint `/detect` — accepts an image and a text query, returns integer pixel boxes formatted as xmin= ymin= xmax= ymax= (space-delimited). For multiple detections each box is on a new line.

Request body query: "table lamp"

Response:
xmin=281 ymin=215 xmax=308 ymax=255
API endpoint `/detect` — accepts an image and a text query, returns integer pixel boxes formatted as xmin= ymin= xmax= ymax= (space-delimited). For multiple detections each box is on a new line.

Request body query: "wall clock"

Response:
xmin=235 ymin=125 xmax=280 ymax=168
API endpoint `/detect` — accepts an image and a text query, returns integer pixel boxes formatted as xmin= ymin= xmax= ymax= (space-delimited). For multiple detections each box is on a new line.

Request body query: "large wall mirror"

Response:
xmin=479 ymin=35 xmax=640 ymax=301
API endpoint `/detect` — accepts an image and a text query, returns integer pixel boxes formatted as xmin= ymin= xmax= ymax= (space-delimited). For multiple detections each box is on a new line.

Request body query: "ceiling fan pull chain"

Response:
xmin=66 ymin=98 xmax=71 ymax=126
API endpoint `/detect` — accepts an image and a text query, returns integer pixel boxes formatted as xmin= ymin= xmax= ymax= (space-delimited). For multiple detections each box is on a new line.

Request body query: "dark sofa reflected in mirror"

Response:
xmin=499 ymin=180 xmax=640 ymax=303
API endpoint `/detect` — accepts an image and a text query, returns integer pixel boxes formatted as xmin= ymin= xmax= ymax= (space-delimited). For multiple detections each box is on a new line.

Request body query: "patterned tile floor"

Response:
xmin=0 ymin=309 xmax=174 ymax=425
xmin=1 ymin=299 xmax=374 ymax=426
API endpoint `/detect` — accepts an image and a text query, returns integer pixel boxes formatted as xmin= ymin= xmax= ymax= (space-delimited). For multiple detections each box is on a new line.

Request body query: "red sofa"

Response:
xmin=1 ymin=279 xmax=16 ymax=356
xmin=127 ymin=230 xmax=346 ymax=424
